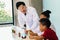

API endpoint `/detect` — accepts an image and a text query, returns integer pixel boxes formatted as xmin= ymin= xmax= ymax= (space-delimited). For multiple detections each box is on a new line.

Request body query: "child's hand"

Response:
xmin=32 ymin=36 xmax=41 ymax=40
xmin=29 ymin=31 xmax=38 ymax=36
xmin=29 ymin=35 xmax=34 ymax=39
xmin=25 ymin=30 xmax=34 ymax=35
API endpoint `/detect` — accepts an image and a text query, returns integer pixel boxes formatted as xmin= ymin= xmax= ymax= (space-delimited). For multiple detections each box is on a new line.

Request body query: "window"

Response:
xmin=0 ymin=0 xmax=14 ymax=25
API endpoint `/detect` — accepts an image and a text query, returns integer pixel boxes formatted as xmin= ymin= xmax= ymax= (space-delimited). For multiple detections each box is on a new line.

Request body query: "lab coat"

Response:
xmin=17 ymin=7 xmax=39 ymax=33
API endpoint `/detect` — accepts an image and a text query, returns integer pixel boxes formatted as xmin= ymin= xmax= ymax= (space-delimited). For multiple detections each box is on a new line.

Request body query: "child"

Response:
xmin=29 ymin=18 xmax=58 ymax=40
xmin=40 ymin=10 xmax=56 ymax=32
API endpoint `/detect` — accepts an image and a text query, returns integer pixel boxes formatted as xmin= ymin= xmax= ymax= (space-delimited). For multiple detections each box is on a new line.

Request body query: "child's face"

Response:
xmin=40 ymin=23 xmax=46 ymax=32
xmin=40 ymin=14 xmax=47 ymax=19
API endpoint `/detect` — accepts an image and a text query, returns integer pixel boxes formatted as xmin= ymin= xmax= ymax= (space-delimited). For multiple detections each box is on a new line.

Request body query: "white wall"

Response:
xmin=43 ymin=0 xmax=60 ymax=39
xmin=30 ymin=0 xmax=43 ymax=16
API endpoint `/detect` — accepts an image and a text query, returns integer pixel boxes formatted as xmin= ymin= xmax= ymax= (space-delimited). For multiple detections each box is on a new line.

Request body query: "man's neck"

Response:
xmin=18 ymin=10 xmax=26 ymax=15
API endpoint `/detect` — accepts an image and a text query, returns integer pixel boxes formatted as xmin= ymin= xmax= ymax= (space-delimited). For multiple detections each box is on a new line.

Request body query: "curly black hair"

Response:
xmin=41 ymin=10 xmax=51 ymax=19
xmin=39 ymin=18 xmax=51 ymax=28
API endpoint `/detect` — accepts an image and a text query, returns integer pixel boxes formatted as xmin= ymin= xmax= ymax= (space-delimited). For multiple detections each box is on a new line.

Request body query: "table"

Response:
xmin=12 ymin=26 xmax=39 ymax=40
xmin=12 ymin=33 xmax=35 ymax=40
xmin=0 ymin=27 xmax=14 ymax=40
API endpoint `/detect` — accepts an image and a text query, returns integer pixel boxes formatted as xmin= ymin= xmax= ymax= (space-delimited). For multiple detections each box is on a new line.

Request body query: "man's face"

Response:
xmin=40 ymin=23 xmax=46 ymax=32
xmin=18 ymin=5 xmax=26 ymax=13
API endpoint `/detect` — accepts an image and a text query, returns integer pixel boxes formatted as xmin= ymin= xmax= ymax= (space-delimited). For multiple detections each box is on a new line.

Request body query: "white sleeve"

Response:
xmin=17 ymin=14 xmax=24 ymax=28
xmin=30 ymin=8 xmax=39 ymax=32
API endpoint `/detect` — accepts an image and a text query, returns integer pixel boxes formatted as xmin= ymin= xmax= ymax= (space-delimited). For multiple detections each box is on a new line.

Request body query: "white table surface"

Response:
xmin=0 ymin=27 xmax=34 ymax=40
xmin=0 ymin=27 xmax=14 ymax=40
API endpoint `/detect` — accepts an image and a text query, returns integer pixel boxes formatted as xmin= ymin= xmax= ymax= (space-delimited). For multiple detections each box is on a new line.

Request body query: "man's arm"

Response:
xmin=17 ymin=12 xmax=24 ymax=28
xmin=30 ymin=7 xmax=39 ymax=33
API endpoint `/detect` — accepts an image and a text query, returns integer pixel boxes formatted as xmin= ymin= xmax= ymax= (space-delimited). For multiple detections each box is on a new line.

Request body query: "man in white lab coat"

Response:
xmin=16 ymin=2 xmax=39 ymax=33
